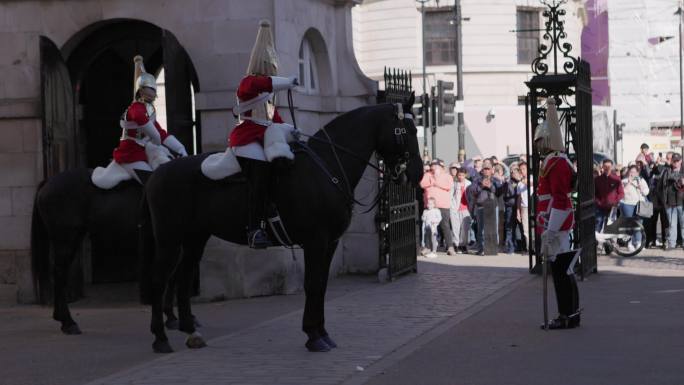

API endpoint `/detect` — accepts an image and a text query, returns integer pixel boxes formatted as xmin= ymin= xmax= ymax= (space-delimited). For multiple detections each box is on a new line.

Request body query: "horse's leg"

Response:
xmin=302 ymin=238 xmax=336 ymax=352
xmin=317 ymin=240 xmax=339 ymax=348
xmin=163 ymin=273 xmax=179 ymax=330
xmin=178 ymin=236 xmax=208 ymax=349
xmin=53 ymin=237 xmax=82 ymax=335
xmin=150 ymin=243 xmax=181 ymax=353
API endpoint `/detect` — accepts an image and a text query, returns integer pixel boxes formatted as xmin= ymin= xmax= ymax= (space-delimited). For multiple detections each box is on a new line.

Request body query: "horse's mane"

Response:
xmin=314 ymin=103 xmax=395 ymax=139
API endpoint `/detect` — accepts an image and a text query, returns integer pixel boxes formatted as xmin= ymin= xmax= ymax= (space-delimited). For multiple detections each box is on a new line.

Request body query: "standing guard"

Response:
xmin=229 ymin=20 xmax=298 ymax=249
xmin=534 ymin=97 xmax=581 ymax=329
xmin=92 ymin=55 xmax=188 ymax=188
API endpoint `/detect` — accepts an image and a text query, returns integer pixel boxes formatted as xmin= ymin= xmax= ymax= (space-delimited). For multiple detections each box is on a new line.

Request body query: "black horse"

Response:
xmin=140 ymin=98 xmax=423 ymax=353
xmin=31 ymin=168 xmax=192 ymax=334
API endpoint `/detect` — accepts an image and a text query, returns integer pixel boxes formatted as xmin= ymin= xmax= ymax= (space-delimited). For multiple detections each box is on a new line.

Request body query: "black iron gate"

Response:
xmin=377 ymin=68 xmax=419 ymax=280
xmin=524 ymin=0 xmax=597 ymax=279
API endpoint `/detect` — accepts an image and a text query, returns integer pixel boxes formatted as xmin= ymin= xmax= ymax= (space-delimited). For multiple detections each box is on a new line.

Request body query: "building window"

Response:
xmin=517 ymin=9 xmax=540 ymax=64
xmin=298 ymin=38 xmax=319 ymax=94
xmin=425 ymin=10 xmax=456 ymax=66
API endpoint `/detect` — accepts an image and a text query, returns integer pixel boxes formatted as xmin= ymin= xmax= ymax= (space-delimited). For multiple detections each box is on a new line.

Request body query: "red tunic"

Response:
xmin=535 ymin=152 xmax=575 ymax=235
xmin=112 ymin=102 xmax=169 ymax=164
xmin=229 ymin=75 xmax=284 ymax=147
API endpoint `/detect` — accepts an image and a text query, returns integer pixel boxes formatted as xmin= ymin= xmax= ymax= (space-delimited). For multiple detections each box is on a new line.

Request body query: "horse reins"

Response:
xmin=286 ymin=91 xmax=412 ymax=209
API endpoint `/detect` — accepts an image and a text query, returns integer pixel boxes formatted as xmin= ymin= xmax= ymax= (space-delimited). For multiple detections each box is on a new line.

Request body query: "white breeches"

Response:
xmin=121 ymin=161 xmax=152 ymax=183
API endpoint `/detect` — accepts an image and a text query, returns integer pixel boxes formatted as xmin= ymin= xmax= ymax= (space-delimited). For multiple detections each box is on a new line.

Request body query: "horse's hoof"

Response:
xmin=61 ymin=323 xmax=82 ymax=335
xmin=185 ymin=332 xmax=207 ymax=349
xmin=305 ymin=337 xmax=331 ymax=352
xmin=165 ymin=318 xmax=179 ymax=330
xmin=321 ymin=334 xmax=337 ymax=348
xmin=153 ymin=339 xmax=174 ymax=354
xmin=192 ymin=315 xmax=202 ymax=328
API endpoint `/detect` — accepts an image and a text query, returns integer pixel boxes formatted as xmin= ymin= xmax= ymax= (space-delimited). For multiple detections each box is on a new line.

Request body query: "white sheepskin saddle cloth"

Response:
xmin=200 ymin=146 xmax=248 ymax=181
xmin=91 ymin=143 xmax=172 ymax=189
xmin=91 ymin=161 xmax=131 ymax=189
xmin=201 ymin=124 xmax=297 ymax=181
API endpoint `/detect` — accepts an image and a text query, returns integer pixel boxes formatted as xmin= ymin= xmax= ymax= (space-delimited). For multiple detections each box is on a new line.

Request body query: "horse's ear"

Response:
xmin=404 ymin=91 xmax=416 ymax=113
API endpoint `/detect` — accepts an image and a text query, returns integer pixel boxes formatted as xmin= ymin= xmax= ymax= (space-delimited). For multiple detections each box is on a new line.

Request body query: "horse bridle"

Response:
xmin=287 ymin=92 xmax=414 ymax=208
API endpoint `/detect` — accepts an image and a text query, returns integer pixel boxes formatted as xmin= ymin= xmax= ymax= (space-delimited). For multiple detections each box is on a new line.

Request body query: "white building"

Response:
xmin=353 ymin=0 xmax=586 ymax=163
xmin=607 ymin=0 xmax=684 ymax=158
xmin=0 ymin=0 xmax=380 ymax=303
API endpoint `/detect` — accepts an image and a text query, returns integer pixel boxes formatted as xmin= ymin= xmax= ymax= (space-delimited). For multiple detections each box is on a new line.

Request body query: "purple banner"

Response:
xmin=581 ymin=0 xmax=611 ymax=106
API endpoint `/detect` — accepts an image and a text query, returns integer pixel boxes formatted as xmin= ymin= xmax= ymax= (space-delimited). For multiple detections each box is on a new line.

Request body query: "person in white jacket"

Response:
xmin=620 ymin=165 xmax=650 ymax=251
xmin=450 ymin=167 xmax=472 ymax=253
xmin=422 ymin=197 xmax=442 ymax=258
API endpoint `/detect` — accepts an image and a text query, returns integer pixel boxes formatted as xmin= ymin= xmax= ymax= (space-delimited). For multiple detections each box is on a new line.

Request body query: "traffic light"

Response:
xmin=412 ymin=93 xmax=430 ymax=127
xmin=437 ymin=80 xmax=455 ymax=126
xmin=615 ymin=123 xmax=624 ymax=141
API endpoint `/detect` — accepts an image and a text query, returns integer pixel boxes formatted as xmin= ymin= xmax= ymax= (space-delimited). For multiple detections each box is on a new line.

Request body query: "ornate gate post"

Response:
xmin=524 ymin=0 xmax=597 ymax=279
xmin=377 ymin=68 xmax=420 ymax=281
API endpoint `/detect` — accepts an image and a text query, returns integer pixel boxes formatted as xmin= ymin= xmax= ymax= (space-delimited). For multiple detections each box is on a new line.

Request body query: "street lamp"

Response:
xmin=677 ymin=3 xmax=684 ymax=155
xmin=451 ymin=0 xmax=467 ymax=162
xmin=416 ymin=0 xmax=429 ymax=157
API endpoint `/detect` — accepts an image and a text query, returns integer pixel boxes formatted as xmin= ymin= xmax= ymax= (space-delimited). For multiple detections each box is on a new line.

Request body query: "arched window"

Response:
xmin=298 ymin=38 xmax=319 ymax=94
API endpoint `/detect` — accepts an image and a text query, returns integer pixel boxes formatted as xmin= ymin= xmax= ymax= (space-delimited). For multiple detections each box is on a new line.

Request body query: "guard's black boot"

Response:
xmin=546 ymin=251 xmax=582 ymax=330
xmin=271 ymin=157 xmax=294 ymax=174
xmin=543 ymin=315 xmax=573 ymax=330
xmin=242 ymin=158 xmax=272 ymax=249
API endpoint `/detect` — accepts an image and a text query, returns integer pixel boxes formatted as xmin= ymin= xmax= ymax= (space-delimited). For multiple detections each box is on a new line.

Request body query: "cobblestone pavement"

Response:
xmin=82 ymin=259 xmax=526 ymax=385
xmin=598 ymin=246 xmax=684 ymax=273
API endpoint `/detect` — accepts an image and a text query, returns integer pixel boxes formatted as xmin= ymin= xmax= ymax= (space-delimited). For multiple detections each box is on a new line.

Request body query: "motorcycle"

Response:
xmin=596 ymin=211 xmax=646 ymax=257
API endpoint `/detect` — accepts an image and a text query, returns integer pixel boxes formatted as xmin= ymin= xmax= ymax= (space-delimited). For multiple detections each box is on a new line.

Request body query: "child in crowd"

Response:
xmin=421 ymin=197 xmax=442 ymax=258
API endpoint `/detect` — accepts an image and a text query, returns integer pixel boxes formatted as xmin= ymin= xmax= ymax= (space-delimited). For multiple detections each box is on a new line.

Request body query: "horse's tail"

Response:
xmin=138 ymin=189 xmax=155 ymax=305
xmin=31 ymin=180 xmax=50 ymax=304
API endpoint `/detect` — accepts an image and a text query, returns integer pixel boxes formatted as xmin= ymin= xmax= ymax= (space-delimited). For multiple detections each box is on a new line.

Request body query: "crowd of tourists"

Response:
xmin=419 ymin=155 xmax=530 ymax=258
xmin=594 ymin=143 xmax=684 ymax=251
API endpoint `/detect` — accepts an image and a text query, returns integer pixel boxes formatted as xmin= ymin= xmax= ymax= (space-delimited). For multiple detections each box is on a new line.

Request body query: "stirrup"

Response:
xmin=247 ymin=229 xmax=271 ymax=249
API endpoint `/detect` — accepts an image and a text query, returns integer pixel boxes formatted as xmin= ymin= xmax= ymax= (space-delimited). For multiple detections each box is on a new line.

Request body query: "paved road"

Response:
xmin=3 ymin=248 xmax=682 ymax=385
xmin=1 ymin=255 xmax=527 ymax=385
xmin=360 ymin=250 xmax=684 ymax=385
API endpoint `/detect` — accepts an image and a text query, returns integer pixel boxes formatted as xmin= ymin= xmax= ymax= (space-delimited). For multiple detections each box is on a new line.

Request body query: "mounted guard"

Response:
xmin=535 ymin=97 xmax=581 ymax=330
xmin=201 ymin=19 xmax=298 ymax=249
xmin=92 ymin=55 xmax=188 ymax=188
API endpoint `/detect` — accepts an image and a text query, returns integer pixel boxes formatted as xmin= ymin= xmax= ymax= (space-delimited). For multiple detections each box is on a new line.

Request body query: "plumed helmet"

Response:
xmin=133 ymin=55 xmax=157 ymax=97
xmin=534 ymin=97 xmax=565 ymax=153
xmin=246 ymin=20 xmax=278 ymax=76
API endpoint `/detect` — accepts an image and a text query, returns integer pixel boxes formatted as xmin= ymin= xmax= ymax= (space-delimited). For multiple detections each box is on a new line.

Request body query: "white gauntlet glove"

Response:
xmin=271 ymin=76 xmax=299 ymax=91
xmin=540 ymin=230 xmax=560 ymax=258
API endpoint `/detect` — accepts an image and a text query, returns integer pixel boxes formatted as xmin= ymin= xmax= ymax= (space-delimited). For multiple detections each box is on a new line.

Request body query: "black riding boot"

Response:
xmin=547 ymin=252 xmax=581 ymax=329
xmin=240 ymin=158 xmax=272 ymax=249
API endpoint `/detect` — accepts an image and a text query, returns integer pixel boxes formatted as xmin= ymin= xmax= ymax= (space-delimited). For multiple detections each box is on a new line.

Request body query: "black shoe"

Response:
xmin=541 ymin=314 xmax=580 ymax=330
xmin=247 ymin=229 xmax=271 ymax=249
xmin=476 ymin=250 xmax=484 ymax=256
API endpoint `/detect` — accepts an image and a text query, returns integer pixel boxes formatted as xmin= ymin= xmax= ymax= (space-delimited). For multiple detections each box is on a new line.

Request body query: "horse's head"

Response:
xmin=377 ymin=92 xmax=423 ymax=186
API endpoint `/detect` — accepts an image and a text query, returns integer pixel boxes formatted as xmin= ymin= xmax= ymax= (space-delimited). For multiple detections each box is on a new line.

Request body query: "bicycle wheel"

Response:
xmin=613 ymin=220 xmax=646 ymax=257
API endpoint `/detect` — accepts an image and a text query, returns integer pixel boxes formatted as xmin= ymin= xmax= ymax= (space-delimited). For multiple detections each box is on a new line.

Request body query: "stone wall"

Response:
xmin=0 ymin=0 xmax=378 ymax=303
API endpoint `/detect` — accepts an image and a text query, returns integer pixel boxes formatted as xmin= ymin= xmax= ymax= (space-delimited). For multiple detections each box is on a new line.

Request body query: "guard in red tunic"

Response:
xmin=112 ymin=55 xmax=187 ymax=183
xmin=230 ymin=20 xmax=298 ymax=249
xmin=534 ymin=97 xmax=581 ymax=329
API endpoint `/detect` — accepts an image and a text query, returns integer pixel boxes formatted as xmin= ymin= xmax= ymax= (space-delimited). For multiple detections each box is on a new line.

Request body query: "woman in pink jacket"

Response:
xmin=420 ymin=159 xmax=456 ymax=255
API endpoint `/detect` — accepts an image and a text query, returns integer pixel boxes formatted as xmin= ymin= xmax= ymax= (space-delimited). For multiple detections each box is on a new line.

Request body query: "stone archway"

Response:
xmin=40 ymin=19 xmax=200 ymax=283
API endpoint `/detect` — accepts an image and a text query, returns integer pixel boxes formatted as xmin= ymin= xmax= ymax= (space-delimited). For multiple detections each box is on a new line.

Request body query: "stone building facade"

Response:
xmin=0 ymin=0 xmax=379 ymax=302
xmin=352 ymin=0 xmax=586 ymax=162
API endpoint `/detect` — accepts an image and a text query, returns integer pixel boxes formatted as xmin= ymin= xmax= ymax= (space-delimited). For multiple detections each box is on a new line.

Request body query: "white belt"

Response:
xmin=538 ymin=193 xmax=570 ymax=201
xmin=232 ymin=92 xmax=272 ymax=116
xmin=241 ymin=117 xmax=272 ymax=127
xmin=122 ymin=135 xmax=148 ymax=147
